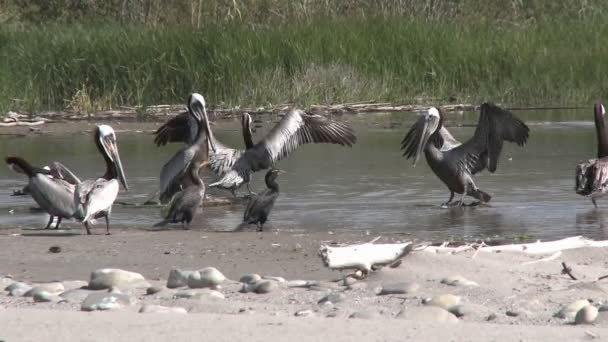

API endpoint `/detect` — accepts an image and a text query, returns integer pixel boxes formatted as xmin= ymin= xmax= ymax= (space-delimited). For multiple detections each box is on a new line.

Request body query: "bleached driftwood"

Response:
xmin=422 ymin=236 xmax=608 ymax=256
xmin=319 ymin=237 xmax=412 ymax=273
xmin=0 ymin=121 xmax=45 ymax=127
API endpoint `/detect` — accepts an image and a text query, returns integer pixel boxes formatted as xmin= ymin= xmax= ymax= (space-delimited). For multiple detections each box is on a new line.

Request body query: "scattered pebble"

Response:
xmin=440 ymin=275 xmax=479 ymax=287
xmin=88 ymin=268 xmax=149 ymax=290
xmin=239 ymin=274 xmax=261 ymax=284
xmin=253 ymin=280 xmax=278 ymax=294
xmin=81 ymin=292 xmax=134 ymax=311
xmin=423 ymin=294 xmax=461 ymax=310
xmin=146 ymin=286 xmax=163 ymax=295
xmin=295 ymin=309 xmax=315 ymax=317
xmin=61 ymin=280 xmax=88 ymax=290
xmin=24 ymin=282 xmax=64 ymax=296
xmin=555 ymin=300 xmax=591 ymax=321
xmin=343 ymin=276 xmax=357 ymax=287
xmin=174 ymin=289 xmax=224 ymax=300
xmin=139 ymin=304 xmax=187 ymax=314
xmin=187 ymin=267 xmax=225 ymax=289
xmin=6 ymin=282 xmax=32 ymax=297
xmin=60 ymin=288 xmax=96 ymax=303
xmin=262 ymin=276 xmax=286 ymax=283
xmin=167 ymin=269 xmax=194 ymax=289
xmin=506 ymin=310 xmax=520 ymax=317
xmin=33 ymin=290 xmax=62 ymax=303
xmin=486 ymin=313 xmax=497 ymax=321
xmin=575 ymin=305 xmax=599 ymax=325
xmin=376 ymin=282 xmax=419 ymax=296
xmin=398 ymin=306 xmax=458 ymax=323
xmin=349 ymin=311 xmax=378 ymax=319
xmin=48 ymin=246 xmax=62 ymax=253
xmin=287 ymin=280 xmax=310 ymax=288
xmin=347 ymin=282 xmax=367 ymax=290
xmin=318 ymin=292 xmax=345 ymax=305
xmin=448 ymin=305 xmax=469 ymax=318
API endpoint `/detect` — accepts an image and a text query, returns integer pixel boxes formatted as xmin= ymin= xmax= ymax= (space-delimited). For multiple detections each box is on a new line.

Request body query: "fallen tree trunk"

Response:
xmin=319 ymin=237 xmax=412 ymax=273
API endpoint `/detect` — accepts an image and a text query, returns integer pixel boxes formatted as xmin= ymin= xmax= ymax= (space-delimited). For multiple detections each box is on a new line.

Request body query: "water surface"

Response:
xmin=1 ymin=110 xmax=606 ymax=241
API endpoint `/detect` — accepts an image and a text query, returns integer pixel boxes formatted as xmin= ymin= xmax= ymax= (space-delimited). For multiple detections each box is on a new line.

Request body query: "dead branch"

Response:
xmin=561 ymin=262 xmax=578 ymax=280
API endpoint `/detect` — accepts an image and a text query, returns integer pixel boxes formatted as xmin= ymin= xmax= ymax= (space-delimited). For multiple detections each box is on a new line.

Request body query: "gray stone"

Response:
xmin=440 ymin=275 xmax=479 ymax=287
xmin=1 ymin=277 xmax=14 ymax=288
xmin=448 ymin=305 xmax=469 ymax=318
xmin=598 ymin=304 xmax=608 ymax=312
xmin=167 ymin=269 xmax=194 ymax=289
xmin=173 ymin=289 xmax=224 ymax=300
xmin=146 ymin=286 xmax=163 ymax=295
xmin=61 ymin=280 xmax=88 ymax=290
xmin=343 ymin=276 xmax=358 ymax=287
xmin=187 ymin=267 xmax=225 ymax=289
xmin=7 ymin=282 xmax=31 ymax=297
xmin=318 ymin=292 xmax=346 ymax=305
xmin=349 ymin=311 xmax=378 ymax=319
xmin=239 ymin=274 xmax=262 ymax=284
xmin=423 ymin=294 xmax=461 ymax=310
xmin=575 ymin=305 xmax=598 ymax=325
xmin=311 ymin=281 xmax=341 ymax=289
xmin=287 ymin=280 xmax=311 ymax=288
xmin=24 ymin=283 xmax=65 ymax=297
xmin=139 ymin=304 xmax=187 ymax=314
xmin=32 ymin=290 xmax=62 ymax=303
xmin=398 ymin=306 xmax=458 ymax=323
xmin=377 ymin=282 xmax=419 ymax=295
xmin=295 ymin=309 xmax=315 ymax=317
xmin=88 ymin=269 xmax=148 ymax=290
xmin=81 ymin=292 xmax=134 ymax=311
xmin=347 ymin=282 xmax=368 ymax=290
xmin=555 ymin=300 xmax=590 ymax=321
xmin=60 ymin=288 xmax=98 ymax=303
xmin=254 ymin=280 xmax=278 ymax=294
xmin=486 ymin=313 xmax=497 ymax=321
xmin=506 ymin=310 xmax=520 ymax=317
xmin=262 ymin=276 xmax=286 ymax=283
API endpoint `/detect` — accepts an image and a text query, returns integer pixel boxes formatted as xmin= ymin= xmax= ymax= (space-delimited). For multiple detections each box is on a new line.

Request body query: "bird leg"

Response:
xmin=592 ymin=198 xmax=599 ymax=208
xmin=256 ymin=223 xmax=263 ymax=232
xmin=246 ymin=183 xmax=256 ymax=197
xmin=104 ymin=215 xmax=111 ymax=235
xmin=55 ymin=217 xmax=62 ymax=230
xmin=84 ymin=222 xmax=92 ymax=235
xmin=440 ymin=192 xmax=455 ymax=207
xmin=455 ymin=192 xmax=467 ymax=207
xmin=44 ymin=215 xmax=54 ymax=229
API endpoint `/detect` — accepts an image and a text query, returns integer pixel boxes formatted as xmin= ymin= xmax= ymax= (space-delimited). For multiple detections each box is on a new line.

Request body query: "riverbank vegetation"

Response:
xmin=1 ymin=0 xmax=607 ymax=113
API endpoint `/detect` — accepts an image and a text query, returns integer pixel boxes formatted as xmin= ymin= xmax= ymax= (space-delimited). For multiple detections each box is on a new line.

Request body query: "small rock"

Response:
xmin=398 ymin=307 xmax=458 ymax=323
xmin=187 ymin=267 xmax=225 ymax=289
xmin=146 ymin=286 xmax=163 ymax=295
xmin=0 ymin=277 xmax=14 ymax=288
xmin=555 ymin=300 xmax=591 ymax=321
xmin=174 ymin=289 xmax=224 ymax=300
xmin=575 ymin=305 xmax=599 ymax=325
xmin=448 ymin=305 xmax=469 ymax=318
xmin=81 ymin=292 xmax=134 ymax=311
xmin=262 ymin=276 xmax=286 ymax=283
xmin=486 ymin=313 xmax=497 ymax=321
xmin=506 ymin=310 xmax=520 ymax=317
xmin=62 ymin=280 xmax=88 ymax=290
xmin=349 ymin=311 xmax=378 ymax=319
xmin=254 ymin=280 xmax=278 ymax=294
xmin=239 ymin=274 xmax=261 ymax=284
xmin=33 ymin=290 xmax=62 ymax=303
xmin=598 ymin=304 xmax=608 ymax=312
xmin=49 ymin=246 xmax=62 ymax=253
xmin=25 ymin=282 xmax=64 ymax=296
xmin=347 ymin=282 xmax=367 ymax=290
xmin=60 ymin=288 xmax=97 ymax=303
xmin=423 ymin=294 xmax=461 ymax=310
xmin=287 ymin=280 xmax=310 ymax=288
xmin=377 ymin=282 xmax=419 ymax=295
xmin=440 ymin=275 xmax=479 ymax=287
xmin=343 ymin=276 xmax=357 ymax=287
xmin=167 ymin=269 xmax=194 ymax=288
xmin=312 ymin=281 xmax=341 ymax=289
xmin=7 ymin=282 xmax=31 ymax=297
xmin=295 ymin=309 xmax=315 ymax=317
xmin=88 ymin=269 xmax=148 ymax=290
xmin=318 ymin=293 xmax=346 ymax=305
xmin=139 ymin=304 xmax=187 ymax=314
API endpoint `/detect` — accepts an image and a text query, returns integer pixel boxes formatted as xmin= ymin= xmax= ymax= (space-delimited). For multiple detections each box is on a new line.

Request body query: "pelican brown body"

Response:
xmin=401 ymin=103 xmax=530 ymax=207
xmin=575 ymin=103 xmax=608 ymax=207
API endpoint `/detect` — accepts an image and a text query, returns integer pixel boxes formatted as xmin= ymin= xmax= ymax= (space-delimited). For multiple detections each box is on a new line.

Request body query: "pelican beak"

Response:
xmin=105 ymin=137 xmax=128 ymax=191
xmin=277 ymin=169 xmax=287 ymax=174
xmin=203 ymin=111 xmax=216 ymax=154
xmin=413 ymin=113 xmax=433 ymax=167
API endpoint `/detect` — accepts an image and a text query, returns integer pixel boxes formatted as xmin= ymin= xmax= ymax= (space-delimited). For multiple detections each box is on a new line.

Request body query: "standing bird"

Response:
xmin=575 ymin=103 xmax=608 ymax=207
xmin=243 ymin=169 xmax=284 ymax=231
xmin=5 ymin=125 xmax=128 ymax=234
xmin=209 ymin=109 xmax=357 ymax=193
xmin=159 ymin=93 xmax=216 ymax=204
xmin=401 ymin=103 xmax=529 ymax=207
xmin=155 ymin=161 xmax=209 ymax=229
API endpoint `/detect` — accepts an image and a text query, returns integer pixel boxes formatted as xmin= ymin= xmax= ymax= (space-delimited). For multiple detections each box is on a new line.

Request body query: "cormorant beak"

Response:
xmin=103 ymin=136 xmax=128 ymax=191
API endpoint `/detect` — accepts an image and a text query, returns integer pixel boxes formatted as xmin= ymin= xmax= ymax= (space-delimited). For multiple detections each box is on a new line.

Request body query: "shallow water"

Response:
xmin=1 ymin=110 xmax=607 ymax=241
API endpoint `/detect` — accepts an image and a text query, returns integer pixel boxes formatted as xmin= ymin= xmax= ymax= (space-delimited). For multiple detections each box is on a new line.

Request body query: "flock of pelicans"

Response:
xmin=4 ymin=93 xmax=608 ymax=235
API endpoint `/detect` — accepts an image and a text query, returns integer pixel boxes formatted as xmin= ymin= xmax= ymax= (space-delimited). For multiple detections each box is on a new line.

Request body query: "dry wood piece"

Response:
xmin=561 ymin=262 xmax=578 ymax=280
xmin=319 ymin=237 xmax=412 ymax=274
xmin=0 ymin=121 xmax=45 ymax=127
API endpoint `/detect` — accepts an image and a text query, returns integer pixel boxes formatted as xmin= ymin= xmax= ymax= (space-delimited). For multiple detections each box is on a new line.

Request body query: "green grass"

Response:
xmin=1 ymin=16 xmax=608 ymax=113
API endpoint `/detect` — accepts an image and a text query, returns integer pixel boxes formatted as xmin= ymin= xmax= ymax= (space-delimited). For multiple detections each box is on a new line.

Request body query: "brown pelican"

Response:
xmin=7 ymin=160 xmax=81 ymax=229
xmin=5 ymin=125 xmax=128 ymax=234
xmin=159 ymin=93 xmax=216 ymax=204
xmin=155 ymin=161 xmax=209 ymax=229
xmin=243 ymin=168 xmax=284 ymax=231
xmin=401 ymin=103 xmax=529 ymax=207
xmin=576 ymin=103 xmax=608 ymax=207
xmin=209 ymin=109 xmax=357 ymax=193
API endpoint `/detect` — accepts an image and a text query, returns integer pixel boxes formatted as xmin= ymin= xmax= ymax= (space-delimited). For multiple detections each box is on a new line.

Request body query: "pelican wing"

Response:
xmin=438 ymin=127 xmax=461 ymax=152
xmin=77 ymin=179 xmax=119 ymax=222
xmin=159 ymin=147 xmax=195 ymax=203
xmin=154 ymin=111 xmax=198 ymax=146
xmin=29 ymin=174 xmax=77 ymax=218
xmin=49 ymin=161 xmax=81 ymax=184
xmin=252 ymin=110 xmax=357 ymax=170
xmin=452 ymin=103 xmax=529 ymax=174
xmin=207 ymin=137 xmax=245 ymax=177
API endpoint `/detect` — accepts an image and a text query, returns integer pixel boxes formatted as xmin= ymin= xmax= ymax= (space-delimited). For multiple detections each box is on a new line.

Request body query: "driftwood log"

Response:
xmin=319 ymin=237 xmax=412 ymax=273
